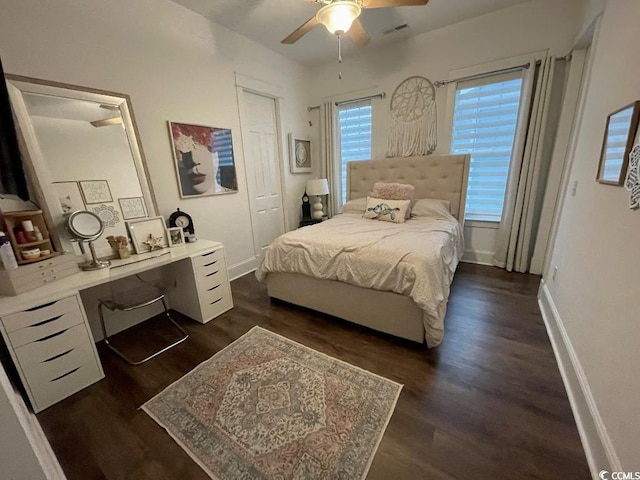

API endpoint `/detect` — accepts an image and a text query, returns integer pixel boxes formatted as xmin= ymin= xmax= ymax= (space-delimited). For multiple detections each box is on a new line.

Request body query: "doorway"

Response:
xmin=239 ymin=89 xmax=286 ymax=263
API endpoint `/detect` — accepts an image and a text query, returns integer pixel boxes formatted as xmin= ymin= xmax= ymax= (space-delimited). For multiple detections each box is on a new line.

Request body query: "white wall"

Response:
xmin=0 ymin=0 xmax=310 ymax=278
xmin=544 ymin=0 xmax=640 ymax=470
xmin=308 ymin=0 xmax=587 ymax=263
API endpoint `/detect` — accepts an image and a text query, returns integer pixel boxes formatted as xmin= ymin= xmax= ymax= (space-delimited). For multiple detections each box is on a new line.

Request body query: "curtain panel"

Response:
xmin=320 ymin=101 xmax=339 ymax=217
xmin=493 ymin=56 xmax=556 ymax=272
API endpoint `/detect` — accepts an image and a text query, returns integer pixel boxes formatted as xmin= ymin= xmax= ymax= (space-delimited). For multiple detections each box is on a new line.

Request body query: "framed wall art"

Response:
xmin=79 ymin=180 xmax=113 ymax=204
xmin=125 ymin=216 xmax=169 ymax=253
xmin=118 ymin=196 xmax=147 ymax=220
xmin=289 ymin=133 xmax=312 ymax=174
xmin=52 ymin=181 xmax=85 ymax=214
xmin=597 ymin=101 xmax=640 ymax=186
xmin=168 ymin=122 xmax=238 ymax=198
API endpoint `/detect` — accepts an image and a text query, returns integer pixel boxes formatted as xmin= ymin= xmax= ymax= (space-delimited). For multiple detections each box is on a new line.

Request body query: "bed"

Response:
xmin=256 ymin=154 xmax=470 ymax=346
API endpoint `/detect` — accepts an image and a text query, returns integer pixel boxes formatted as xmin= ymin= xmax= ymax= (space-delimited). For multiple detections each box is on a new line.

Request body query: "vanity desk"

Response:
xmin=0 ymin=239 xmax=233 ymax=413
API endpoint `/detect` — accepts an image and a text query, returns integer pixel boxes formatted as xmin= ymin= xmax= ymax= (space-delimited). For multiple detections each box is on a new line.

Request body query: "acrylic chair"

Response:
xmin=98 ymin=274 xmax=188 ymax=365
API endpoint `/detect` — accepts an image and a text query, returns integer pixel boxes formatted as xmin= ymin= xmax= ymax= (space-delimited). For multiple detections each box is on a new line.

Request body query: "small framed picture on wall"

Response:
xmin=289 ymin=133 xmax=312 ymax=174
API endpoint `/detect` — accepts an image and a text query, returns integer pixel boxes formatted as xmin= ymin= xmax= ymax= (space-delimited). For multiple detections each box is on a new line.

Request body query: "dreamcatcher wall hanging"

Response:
xmin=387 ymin=76 xmax=437 ymax=157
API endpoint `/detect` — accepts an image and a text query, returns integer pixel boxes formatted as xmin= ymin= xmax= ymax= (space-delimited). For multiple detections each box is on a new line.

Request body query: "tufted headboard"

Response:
xmin=346 ymin=154 xmax=471 ymax=220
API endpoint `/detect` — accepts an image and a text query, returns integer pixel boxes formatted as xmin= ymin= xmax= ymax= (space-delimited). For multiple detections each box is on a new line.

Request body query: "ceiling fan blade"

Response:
xmin=348 ymin=18 xmax=370 ymax=47
xmin=281 ymin=17 xmax=319 ymax=44
xmin=90 ymin=117 xmax=122 ymax=128
xmin=363 ymin=0 xmax=428 ymax=8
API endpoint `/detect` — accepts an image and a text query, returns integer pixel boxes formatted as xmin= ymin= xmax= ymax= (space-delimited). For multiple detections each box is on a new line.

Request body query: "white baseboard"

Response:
xmin=228 ymin=257 xmax=257 ymax=281
xmin=461 ymin=249 xmax=494 ymax=265
xmin=538 ymin=280 xmax=621 ymax=478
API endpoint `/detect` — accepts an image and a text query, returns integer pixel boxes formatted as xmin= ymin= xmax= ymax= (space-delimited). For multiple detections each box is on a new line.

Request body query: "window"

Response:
xmin=338 ymin=100 xmax=372 ymax=205
xmin=451 ymin=72 xmax=524 ymax=222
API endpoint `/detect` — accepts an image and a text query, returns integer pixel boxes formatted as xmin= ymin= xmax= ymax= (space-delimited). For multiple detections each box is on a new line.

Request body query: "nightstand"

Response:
xmin=298 ymin=219 xmax=322 ymax=228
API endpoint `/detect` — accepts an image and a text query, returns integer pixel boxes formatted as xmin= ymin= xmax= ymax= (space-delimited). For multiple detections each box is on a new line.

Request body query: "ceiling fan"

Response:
xmin=281 ymin=0 xmax=429 ymax=46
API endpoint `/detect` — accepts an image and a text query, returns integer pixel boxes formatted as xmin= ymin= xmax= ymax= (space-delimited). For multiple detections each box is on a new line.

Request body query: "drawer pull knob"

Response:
xmin=43 ymin=276 xmax=57 ymax=283
xmin=203 ymin=260 xmax=218 ymax=267
xmin=210 ymin=298 xmax=222 ymax=305
xmin=36 ymin=328 xmax=70 ymax=343
xmin=31 ymin=315 xmax=63 ymax=328
xmin=25 ymin=300 xmax=57 ymax=312
xmin=50 ymin=367 xmax=80 ymax=383
xmin=42 ymin=348 xmax=75 ymax=363
xmin=205 ymin=270 xmax=219 ymax=277
xmin=207 ymin=285 xmax=220 ymax=291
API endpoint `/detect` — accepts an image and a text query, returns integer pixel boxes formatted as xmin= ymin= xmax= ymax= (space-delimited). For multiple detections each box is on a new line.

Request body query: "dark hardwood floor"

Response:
xmin=36 ymin=263 xmax=590 ymax=479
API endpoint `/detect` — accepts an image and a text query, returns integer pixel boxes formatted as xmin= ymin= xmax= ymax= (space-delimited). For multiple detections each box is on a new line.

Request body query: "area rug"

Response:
xmin=141 ymin=326 xmax=402 ymax=479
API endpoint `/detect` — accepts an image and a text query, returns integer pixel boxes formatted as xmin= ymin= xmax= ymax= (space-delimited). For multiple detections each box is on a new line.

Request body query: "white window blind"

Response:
xmin=451 ymin=71 xmax=524 ymax=222
xmin=601 ymin=107 xmax=634 ymax=182
xmin=338 ymin=100 xmax=372 ymax=204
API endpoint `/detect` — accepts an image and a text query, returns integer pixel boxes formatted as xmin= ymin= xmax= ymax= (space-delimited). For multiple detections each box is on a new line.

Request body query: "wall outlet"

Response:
xmin=571 ymin=180 xmax=579 ymax=197
xmin=552 ymin=266 xmax=559 ymax=281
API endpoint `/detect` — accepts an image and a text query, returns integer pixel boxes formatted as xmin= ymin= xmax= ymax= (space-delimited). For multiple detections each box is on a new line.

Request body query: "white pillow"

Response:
xmin=363 ymin=197 xmax=411 ymax=224
xmin=339 ymin=197 xmax=367 ymax=214
xmin=410 ymin=198 xmax=452 ymax=219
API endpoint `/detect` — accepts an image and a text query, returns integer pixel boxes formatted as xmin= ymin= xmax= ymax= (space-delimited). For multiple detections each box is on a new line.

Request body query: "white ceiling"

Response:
xmin=171 ymin=0 xmax=532 ymax=65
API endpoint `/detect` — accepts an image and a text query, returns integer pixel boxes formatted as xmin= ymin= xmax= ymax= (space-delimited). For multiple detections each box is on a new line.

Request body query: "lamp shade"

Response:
xmin=315 ymin=1 xmax=361 ymax=35
xmin=306 ymin=178 xmax=330 ymax=196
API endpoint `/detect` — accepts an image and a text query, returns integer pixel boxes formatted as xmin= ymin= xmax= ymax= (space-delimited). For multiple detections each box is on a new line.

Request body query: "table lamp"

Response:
xmin=306 ymin=178 xmax=330 ymax=220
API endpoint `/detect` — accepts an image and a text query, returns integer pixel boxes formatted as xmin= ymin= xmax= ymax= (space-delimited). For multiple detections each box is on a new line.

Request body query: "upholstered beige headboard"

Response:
xmin=346 ymin=154 xmax=471 ymax=220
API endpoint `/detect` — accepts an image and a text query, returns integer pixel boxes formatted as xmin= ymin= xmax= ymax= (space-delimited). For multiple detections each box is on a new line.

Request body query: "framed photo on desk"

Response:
xmin=126 ymin=216 xmax=169 ymax=253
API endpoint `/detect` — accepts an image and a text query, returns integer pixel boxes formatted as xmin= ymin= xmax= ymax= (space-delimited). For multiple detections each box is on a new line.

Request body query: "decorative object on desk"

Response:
xmin=306 ymin=178 xmax=330 ymax=219
xmin=142 ymin=327 xmax=401 ymax=480
xmin=168 ymin=122 xmax=238 ymax=198
xmin=118 ymin=196 xmax=146 ymax=220
xmin=1 ymin=210 xmax=57 ymax=265
xmin=106 ymin=235 xmax=130 ymax=259
xmin=387 ymin=76 xmax=437 ymax=157
xmin=597 ymin=101 xmax=640 ymax=186
xmin=126 ymin=216 xmax=169 ymax=254
xmin=92 ymin=204 xmax=121 ymax=228
xmin=52 ymin=181 xmax=85 ymax=215
xmin=168 ymin=208 xmax=194 ymax=235
xmin=167 ymin=227 xmax=185 ymax=247
xmin=288 ymin=133 xmax=312 ymax=173
xmin=66 ymin=210 xmax=110 ymax=270
xmin=78 ymin=180 xmax=113 ymax=204
xmin=300 ymin=190 xmax=312 ymax=222
xmin=624 ymin=144 xmax=640 ymax=209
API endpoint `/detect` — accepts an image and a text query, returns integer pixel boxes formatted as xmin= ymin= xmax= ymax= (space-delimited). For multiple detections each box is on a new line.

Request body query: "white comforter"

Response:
xmin=255 ymin=213 xmax=463 ymax=346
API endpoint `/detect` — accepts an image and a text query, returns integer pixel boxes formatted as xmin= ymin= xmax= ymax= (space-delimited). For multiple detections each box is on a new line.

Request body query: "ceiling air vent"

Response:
xmin=383 ymin=23 xmax=409 ymax=35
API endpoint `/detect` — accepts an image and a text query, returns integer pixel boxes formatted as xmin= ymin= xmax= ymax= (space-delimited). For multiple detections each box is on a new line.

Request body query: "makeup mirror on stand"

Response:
xmin=66 ymin=210 xmax=110 ymax=270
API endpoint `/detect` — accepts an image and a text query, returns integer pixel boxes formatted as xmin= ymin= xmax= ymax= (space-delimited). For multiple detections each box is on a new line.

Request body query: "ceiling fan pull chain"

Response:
xmin=338 ymin=33 xmax=342 ymax=80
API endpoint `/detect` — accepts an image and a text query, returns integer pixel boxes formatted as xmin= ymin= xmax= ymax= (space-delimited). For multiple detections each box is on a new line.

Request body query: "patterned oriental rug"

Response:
xmin=142 ymin=327 xmax=402 ymax=479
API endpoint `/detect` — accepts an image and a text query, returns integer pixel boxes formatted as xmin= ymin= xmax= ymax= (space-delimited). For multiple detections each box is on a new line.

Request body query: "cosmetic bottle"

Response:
xmin=0 ymin=232 xmax=18 ymax=270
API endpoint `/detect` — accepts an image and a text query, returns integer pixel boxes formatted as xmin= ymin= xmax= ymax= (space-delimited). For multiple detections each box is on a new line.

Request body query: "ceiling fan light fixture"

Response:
xmin=316 ymin=1 xmax=362 ymax=35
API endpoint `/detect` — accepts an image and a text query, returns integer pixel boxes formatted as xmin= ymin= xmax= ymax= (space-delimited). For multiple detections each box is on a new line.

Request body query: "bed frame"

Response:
xmin=266 ymin=154 xmax=470 ymax=343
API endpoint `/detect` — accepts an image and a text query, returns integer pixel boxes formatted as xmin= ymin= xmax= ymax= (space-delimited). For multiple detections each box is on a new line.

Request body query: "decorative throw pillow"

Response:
xmin=371 ymin=182 xmax=415 ymax=200
xmin=339 ymin=197 xmax=367 ymax=215
xmin=363 ymin=197 xmax=411 ymax=224
xmin=410 ymin=198 xmax=452 ymax=219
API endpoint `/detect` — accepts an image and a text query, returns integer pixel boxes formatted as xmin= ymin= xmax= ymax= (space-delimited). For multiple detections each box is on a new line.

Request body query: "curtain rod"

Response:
xmin=434 ymin=63 xmax=531 ymax=88
xmin=307 ymin=105 xmax=320 ymax=111
xmin=335 ymin=92 xmax=386 ymax=106
xmin=434 ymin=56 xmax=568 ymax=88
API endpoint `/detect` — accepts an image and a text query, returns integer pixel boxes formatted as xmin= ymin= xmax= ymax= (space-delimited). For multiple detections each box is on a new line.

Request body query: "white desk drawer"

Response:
xmin=27 ymin=355 xmax=102 ymax=412
xmin=2 ymin=296 xmax=79 ymax=333
xmin=196 ymin=266 xmax=228 ymax=290
xmin=14 ymin=323 xmax=91 ymax=368
xmin=193 ymin=248 xmax=224 ymax=269
xmin=202 ymin=293 xmax=233 ymax=320
xmin=8 ymin=309 xmax=85 ymax=349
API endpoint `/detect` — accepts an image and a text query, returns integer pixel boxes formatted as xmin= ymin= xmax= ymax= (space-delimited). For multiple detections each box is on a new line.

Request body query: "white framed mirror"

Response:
xmin=4 ymin=75 xmax=158 ymax=256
